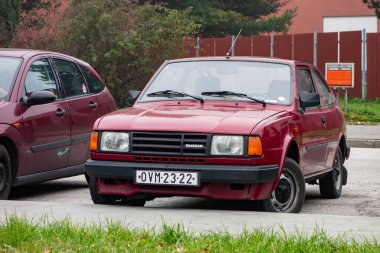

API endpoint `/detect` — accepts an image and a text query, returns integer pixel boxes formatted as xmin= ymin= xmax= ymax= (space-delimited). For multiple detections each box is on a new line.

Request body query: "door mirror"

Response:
xmin=21 ymin=91 xmax=56 ymax=107
xmin=127 ymin=90 xmax=141 ymax=105
xmin=299 ymin=93 xmax=320 ymax=109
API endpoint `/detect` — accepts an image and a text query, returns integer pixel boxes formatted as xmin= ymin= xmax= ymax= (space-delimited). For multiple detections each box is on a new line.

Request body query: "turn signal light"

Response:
xmin=90 ymin=131 xmax=99 ymax=151
xmin=248 ymin=136 xmax=263 ymax=156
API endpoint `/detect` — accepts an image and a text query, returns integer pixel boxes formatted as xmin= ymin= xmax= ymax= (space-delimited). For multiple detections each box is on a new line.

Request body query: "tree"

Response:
xmin=16 ymin=0 xmax=61 ymax=49
xmin=136 ymin=0 xmax=296 ymax=37
xmin=0 ymin=0 xmax=20 ymax=47
xmin=363 ymin=0 xmax=380 ymax=18
xmin=53 ymin=0 xmax=198 ymax=106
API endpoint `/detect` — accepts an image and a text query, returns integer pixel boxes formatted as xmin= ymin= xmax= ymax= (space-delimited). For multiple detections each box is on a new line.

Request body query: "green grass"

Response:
xmin=0 ymin=216 xmax=378 ymax=252
xmin=339 ymin=98 xmax=380 ymax=124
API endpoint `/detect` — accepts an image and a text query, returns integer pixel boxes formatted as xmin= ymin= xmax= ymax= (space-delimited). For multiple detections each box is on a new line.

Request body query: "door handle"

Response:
xmin=321 ymin=116 xmax=326 ymax=124
xmin=89 ymin=101 xmax=97 ymax=109
xmin=56 ymin=108 xmax=65 ymax=117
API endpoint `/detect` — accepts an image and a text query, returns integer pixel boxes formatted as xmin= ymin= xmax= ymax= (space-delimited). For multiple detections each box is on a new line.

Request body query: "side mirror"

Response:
xmin=299 ymin=93 xmax=320 ymax=109
xmin=21 ymin=91 xmax=56 ymax=107
xmin=127 ymin=90 xmax=141 ymax=105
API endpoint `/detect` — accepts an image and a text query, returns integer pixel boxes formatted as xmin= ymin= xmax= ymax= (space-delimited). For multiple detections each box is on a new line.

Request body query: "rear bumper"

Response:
xmin=85 ymin=159 xmax=279 ymax=184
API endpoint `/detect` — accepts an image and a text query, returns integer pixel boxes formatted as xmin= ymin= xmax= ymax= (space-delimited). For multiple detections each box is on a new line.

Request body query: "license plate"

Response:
xmin=135 ymin=170 xmax=199 ymax=187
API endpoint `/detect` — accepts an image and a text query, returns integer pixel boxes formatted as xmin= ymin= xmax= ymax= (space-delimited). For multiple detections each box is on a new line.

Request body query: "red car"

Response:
xmin=86 ymin=57 xmax=349 ymax=213
xmin=0 ymin=49 xmax=116 ymax=199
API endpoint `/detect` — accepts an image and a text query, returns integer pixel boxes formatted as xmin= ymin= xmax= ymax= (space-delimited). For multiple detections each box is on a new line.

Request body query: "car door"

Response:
xmin=21 ymin=57 xmax=70 ymax=175
xmin=311 ymin=69 xmax=341 ymax=170
xmin=296 ymin=67 xmax=328 ymax=175
xmin=51 ymin=58 xmax=103 ymax=167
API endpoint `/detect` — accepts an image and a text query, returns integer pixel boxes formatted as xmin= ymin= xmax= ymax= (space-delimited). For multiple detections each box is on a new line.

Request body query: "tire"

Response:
xmin=262 ymin=158 xmax=305 ymax=213
xmin=0 ymin=145 xmax=12 ymax=200
xmin=89 ymin=176 xmax=146 ymax=206
xmin=319 ymin=147 xmax=343 ymax=198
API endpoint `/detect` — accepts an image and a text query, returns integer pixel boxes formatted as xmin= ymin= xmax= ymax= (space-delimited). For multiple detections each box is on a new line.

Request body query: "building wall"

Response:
xmin=280 ymin=0 xmax=380 ymax=34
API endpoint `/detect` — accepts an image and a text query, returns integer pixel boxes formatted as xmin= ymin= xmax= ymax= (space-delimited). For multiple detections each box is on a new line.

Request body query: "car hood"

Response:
xmin=97 ymin=103 xmax=284 ymax=135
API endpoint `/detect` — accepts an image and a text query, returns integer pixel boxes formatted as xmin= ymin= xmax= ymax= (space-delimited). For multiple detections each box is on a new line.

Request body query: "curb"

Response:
xmin=348 ymin=139 xmax=380 ymax=148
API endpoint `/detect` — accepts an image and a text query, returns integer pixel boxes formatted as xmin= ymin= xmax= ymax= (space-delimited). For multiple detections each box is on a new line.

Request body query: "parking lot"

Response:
xmin=8 ymin=147 xmax=380 ymax=217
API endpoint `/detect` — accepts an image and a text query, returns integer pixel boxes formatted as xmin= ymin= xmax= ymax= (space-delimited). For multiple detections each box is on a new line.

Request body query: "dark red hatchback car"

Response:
xmin=0 ymin=49 xmax=116 ymax=199
xmin=86 ymin=57 xmax=350 ymax=213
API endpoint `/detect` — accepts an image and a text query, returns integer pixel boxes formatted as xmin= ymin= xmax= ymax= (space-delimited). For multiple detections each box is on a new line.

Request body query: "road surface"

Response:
xmin=9 ymin=148 xmax=380 ymax=217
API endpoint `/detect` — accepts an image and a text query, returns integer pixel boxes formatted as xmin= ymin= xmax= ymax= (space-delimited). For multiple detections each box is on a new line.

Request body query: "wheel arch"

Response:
xmin=0 ymin=137 xmax=19 ymax=182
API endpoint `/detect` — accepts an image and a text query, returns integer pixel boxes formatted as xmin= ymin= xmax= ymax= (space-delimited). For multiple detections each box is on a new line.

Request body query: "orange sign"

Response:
xmin=325 ymin=63 xmax=354 ymax=88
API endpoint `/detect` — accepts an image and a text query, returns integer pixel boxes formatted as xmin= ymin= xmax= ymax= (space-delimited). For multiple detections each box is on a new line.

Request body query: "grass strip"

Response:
xmin=339 ymin=98 xmax=380 ymax=124
xmin=0 ymin=215 xmax=378 ymax=252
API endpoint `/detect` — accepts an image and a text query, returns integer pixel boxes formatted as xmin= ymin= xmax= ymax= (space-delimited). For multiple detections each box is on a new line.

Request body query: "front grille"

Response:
xmin=131 ymin=132 xmax=210 ymax=156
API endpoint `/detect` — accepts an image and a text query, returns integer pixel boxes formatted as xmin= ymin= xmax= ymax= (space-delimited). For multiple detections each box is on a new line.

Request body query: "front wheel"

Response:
xmin=0 ymin=145 xmax=12 ymax=200
xmin=89 ymin=176 xmax=146 ymax=206
xmin=262 ymin=158 xmax=305 ymax=213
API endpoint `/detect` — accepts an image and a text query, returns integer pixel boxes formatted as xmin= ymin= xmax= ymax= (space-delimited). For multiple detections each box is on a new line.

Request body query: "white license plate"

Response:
xmin=135 ymin=170 xmax=199 ymax=187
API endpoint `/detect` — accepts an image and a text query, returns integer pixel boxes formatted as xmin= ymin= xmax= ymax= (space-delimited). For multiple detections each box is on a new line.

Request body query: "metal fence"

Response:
xmin=185 ymin=30 xmax=380 ymax=99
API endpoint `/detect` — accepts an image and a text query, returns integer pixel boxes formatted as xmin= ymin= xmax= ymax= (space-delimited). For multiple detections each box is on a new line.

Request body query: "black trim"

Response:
xmin=71 ymin=134 xmax=91 ymax=145
xmin=31 ymin=134 xmax=91 ymax=153
xmin=13 ymin=164 xmax=85 ymax=187
xmin=31 ymin=139 xmax=71 ymax=153
xmin=303 ymin=141 xmax=339 ymax=151
xmin=85 ymin=159 xmax=279 ymax=184
xmin=304 ymin=168 xmax=332 ymax=183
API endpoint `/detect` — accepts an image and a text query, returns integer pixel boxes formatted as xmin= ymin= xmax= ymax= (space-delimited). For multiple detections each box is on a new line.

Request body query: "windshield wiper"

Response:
xmin=201 ymin=91 xmax=266 ymax=107
xmin=147 ymin=90 xmax=204 ymax=103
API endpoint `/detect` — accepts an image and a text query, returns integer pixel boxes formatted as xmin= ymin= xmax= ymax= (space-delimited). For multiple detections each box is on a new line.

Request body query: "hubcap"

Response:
xmin=0 ymin=161 xmax=6 ymax=192
xmin=270 ymin=170 xmax=297 ymax=212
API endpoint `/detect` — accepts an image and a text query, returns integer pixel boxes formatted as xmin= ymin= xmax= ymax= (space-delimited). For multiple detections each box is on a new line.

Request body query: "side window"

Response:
xmin=312 ymin=70 xmax=334 ymax=106
xmin=297 ymin=69 xmax=315 ymax=94
xmin=25 ymin=59 xmax=59 ymax=97
xmin=79 ymin=65 xmax=105 ymax=94
xmin=52 ymin=59 xmax=88 ymax=97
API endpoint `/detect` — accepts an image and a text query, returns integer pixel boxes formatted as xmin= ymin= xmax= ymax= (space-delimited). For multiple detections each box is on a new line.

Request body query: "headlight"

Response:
xmin=211 ymin=135 xmax=244 ymax=155
xmin=100 ymin=132 xmax=129 ymax=152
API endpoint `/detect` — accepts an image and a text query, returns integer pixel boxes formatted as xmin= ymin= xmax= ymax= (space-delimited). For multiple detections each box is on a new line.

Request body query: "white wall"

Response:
xmin=323 ymin=16 xmax=377 ymax=33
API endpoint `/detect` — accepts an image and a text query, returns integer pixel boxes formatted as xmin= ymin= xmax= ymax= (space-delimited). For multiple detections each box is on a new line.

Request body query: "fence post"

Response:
xmin=270 ymin=33 xmax=274 ymax=57
xmin=362 ymin=29 xmax=367 ymax=99
xmin=196 ymin=37 xmax=200 ymax=57
xmin=313 ymin=32 xmax=317 ymax=67
xmin=231 ymin=35 xmax=235 ymax=56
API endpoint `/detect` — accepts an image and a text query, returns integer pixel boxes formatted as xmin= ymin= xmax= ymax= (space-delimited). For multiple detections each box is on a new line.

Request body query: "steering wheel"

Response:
xmin=0 ymin=88 xmax=8 ymax=98
xmin=248 ymin=93 xmax=268 ymax=100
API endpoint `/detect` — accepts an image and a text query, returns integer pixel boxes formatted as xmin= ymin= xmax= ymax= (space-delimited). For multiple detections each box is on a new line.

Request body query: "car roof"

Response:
xmin=0 ymin=48 xmax=90 ymax=66
xmin=167 ymin=56 xmax=300 ymax=65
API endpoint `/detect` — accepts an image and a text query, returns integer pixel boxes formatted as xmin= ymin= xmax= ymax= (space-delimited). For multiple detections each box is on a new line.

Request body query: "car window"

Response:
xmin=0 ymin=56 xmax=22 ymax=101
xmin=140 ymin=61 xmax=292 ymax=105
xmin=25 ymin=58 xmax=59 ymax=97
xmin=52 ymin=59 xmax=88 ymax=97
xmin=79 ymin=65 xmax=105 ymax=94
xmin=312 ymin=70 xmax=335 ymax=106
xmin=297 ymin=68 xmax=315 ymax=94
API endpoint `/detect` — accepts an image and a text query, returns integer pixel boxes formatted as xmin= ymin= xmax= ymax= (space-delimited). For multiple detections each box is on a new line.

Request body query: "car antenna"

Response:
xmin=226 ymin=28 xmax=243 ymax=59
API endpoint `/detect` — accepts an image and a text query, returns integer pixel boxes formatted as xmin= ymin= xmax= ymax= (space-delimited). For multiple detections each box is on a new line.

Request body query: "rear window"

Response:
xmin=79 ymin=65 xmax=105 ymax=94
xmin=0 ymin=56 xmax=22 ymax=101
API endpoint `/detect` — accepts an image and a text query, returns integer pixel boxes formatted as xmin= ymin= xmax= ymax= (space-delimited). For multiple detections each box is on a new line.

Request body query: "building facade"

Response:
xmin=280 ymin=0 xmax=379 ymax=34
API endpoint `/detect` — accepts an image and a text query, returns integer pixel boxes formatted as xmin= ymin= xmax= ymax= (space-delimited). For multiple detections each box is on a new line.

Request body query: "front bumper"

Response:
xmin=85 ymin=159 xmax=279 ymax=184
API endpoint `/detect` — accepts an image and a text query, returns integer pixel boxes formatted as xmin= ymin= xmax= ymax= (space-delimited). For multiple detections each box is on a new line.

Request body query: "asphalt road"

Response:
xmin=9 ymin=148 xmax=380 ymax=217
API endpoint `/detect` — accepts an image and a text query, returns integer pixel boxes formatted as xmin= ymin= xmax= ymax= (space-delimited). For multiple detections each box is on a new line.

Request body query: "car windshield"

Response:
xmin=140 ymin=60 xmax=292 ymax=105
xmin=0 ymin=56 xmax=22 ymax=102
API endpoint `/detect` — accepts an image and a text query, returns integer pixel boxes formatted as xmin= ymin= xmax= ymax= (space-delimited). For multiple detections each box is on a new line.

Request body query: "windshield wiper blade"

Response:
xmin=147 ymin=90 xmax=204 ymax=103
xmin=201 ymin=91 xmax=266 ymax=107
